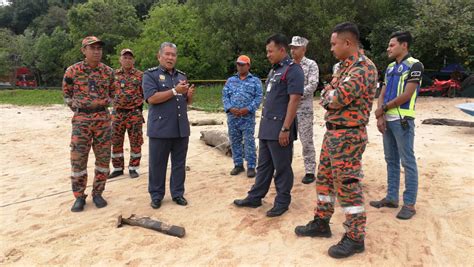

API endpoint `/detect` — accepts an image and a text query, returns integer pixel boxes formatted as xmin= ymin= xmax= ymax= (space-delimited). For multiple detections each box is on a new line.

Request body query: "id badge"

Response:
xmin=88 ymin=80 xmax=97 ymax=92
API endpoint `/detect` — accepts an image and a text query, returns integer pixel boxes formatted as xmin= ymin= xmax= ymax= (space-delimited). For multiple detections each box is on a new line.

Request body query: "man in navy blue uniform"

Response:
xmin=234 ymin=33 xmax=304 ymax=217
xmin=222 ymin=55 xmax=263 ymax=178
xmin=143 ymin=42 xmax=195 ymax=209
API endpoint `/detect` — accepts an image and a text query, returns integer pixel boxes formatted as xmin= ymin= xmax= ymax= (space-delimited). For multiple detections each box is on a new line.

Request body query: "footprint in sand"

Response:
xmin=3 ymin=248 xmax=24 ymax=263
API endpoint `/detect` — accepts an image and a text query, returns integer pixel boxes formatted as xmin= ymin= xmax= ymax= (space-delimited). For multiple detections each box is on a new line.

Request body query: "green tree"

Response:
xmin=67 ymin=0 xmax=142 ymax=65
xmin=3 ymin=0 xmax=49 ymax=34
xmin=29 ymin=6 xmax=68 ymax=36
xmin=118 ymin=1 xmax=211 ymax=78
xmin=34 ymin=28 xmax=73 ymax=85
xmin=409 ymin=0 xmax=474 ymax=70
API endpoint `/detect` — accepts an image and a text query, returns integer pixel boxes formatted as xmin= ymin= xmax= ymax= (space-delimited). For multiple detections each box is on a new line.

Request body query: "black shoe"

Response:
xmin=230 ymin=166 xmax=245 ymax=175
xmin=233 ymin=198 xmax=262 ymax=208
xmin=150 ymin=199 xmax=162 ymax=209
xmin=129 ymin=170 xmax=139 ymax=179
xmin=92 ymin=195 xmax=107 ymax=208
xmin=302 ymin=173 xmax=315 ymax=184
xmin=369 ymin=198 xmax=399 ymax=208
xmin=247 ymin=168 xmax=256 ymax=178
xmin=109 ymin=170 xmax=124 ymax=179
xmin=295 ymin=217 xmax=332 ymax=237
xmin=328 ymin=234 xmax=365 ymax=259
xmin=396 ymin=205 xmax=416 ymax=220
xmin=172 ymin=196 xmax=188 ymax=206
xmin=71 ymin=196 xmax=86 ymax=212
xmin=266 ymin=206 xmax=288 ymax=217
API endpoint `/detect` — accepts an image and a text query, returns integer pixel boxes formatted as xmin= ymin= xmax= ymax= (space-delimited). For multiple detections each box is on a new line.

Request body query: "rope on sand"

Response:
xmin=0 ymin=140 xmax=229 ymax=208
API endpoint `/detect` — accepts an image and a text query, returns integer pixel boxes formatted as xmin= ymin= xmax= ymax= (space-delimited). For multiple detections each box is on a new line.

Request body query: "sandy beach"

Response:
xmin=0 ymin=97 xmax=473 ymax=266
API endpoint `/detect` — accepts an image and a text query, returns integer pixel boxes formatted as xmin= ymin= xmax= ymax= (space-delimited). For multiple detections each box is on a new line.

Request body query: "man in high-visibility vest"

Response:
xmin=370 ymin=31 xmax=424 ymax=220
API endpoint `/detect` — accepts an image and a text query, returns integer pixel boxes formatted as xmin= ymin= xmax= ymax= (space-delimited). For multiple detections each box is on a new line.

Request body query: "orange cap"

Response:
xmin=236 ymin=55 xmax=251 ymax=65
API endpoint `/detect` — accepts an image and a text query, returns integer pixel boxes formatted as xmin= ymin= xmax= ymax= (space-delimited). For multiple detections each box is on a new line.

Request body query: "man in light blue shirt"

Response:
xmin=222 ymin=55 xmax=263 ymax=177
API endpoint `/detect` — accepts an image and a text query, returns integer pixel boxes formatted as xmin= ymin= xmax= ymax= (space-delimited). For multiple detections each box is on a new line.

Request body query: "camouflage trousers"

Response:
xmin=111 ymin=109 xmax=144 ymax=171
xmin=314 ymin=127 xmax=368 ymax=241
xmin=70 ymin=115 xmax=111 ymax=198
xmin=297 ymin=111 xmax=316 ymax=174
xmin=227 ymin=115 xmax=257 ymax=168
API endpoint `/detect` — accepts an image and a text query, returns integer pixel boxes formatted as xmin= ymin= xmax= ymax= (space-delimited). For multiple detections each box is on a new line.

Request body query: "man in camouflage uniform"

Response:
xmin=63 ymin=36 xmax=114 ymax=212
xmin=294 ymin=22 xmax=377 ymax=258
xmin=109 ymin=48 xmax=144 ymax=179
xmin=289 ymin=36 xmax=320 ymax=184
xmin=222 ymin=55 xmax=263 ymax=178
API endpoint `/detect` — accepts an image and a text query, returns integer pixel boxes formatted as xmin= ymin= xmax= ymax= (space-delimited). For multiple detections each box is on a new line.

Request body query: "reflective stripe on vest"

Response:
xmin=384 ymin=57 xmax=421 ymax=117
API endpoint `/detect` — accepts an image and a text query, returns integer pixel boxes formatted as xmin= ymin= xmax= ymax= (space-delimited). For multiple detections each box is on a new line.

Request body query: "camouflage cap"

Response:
xmin=81 ymin=36 xmax=104 ymax=48
xmin=120 ymin=48 xmax=134 ymax=56
xmin=289 ymin=36 xmax=309 ymax=47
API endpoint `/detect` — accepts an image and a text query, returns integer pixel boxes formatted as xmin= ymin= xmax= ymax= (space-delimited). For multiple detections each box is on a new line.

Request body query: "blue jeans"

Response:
xmin=383 ymin=119 xmax=418 ymax=205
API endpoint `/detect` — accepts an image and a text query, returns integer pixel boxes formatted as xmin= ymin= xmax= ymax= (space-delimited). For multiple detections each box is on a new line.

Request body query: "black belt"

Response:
xmin=76 ymin=107 xmax=106 ymax=114
xmin=115 ymin=106 xmax=142 ymax=113
xmin=326 ymin=122 xmax=364 ymax=130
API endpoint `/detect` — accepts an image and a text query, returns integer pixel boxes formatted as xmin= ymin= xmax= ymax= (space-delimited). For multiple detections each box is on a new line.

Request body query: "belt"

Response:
xmin=326 ymin=122 xmax=364 ymax=130
xmin=76 ymin=107 xmax=106 ymax=114
xmin=115 ymin=106 xmax=142 ymax=113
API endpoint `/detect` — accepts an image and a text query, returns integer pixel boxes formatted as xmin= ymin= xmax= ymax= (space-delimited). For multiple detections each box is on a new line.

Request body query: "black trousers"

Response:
xmin=148 ymin=137 xmax=189 ymax=201
xmin=247 ymin=139 xmax=294 ymax=208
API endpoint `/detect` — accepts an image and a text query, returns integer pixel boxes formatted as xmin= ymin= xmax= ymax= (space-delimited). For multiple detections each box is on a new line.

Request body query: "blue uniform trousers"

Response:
xmin=227 ymin=115 xmax=257 ymax=168
xmin=247 ymin=139 xmax=294 ymax=208
xmin=148 ymin=137 xmax=189 ymax=201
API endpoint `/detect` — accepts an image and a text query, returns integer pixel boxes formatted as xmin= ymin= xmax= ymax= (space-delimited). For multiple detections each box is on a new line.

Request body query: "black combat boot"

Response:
xmin=129 ymin=170 xmax=139 ymax=179
xmin=71 ymin=196 xmax=87 ymax=212
xmin=109 ymin=170 xmax=124 ymax=179
xmin=301 ymin=173 xmax=315 ymax=184
xmin=230 ymin=165 xmax=245 ymax=175
xmin=328 ymin=234 xmax=365 ymax=258
xmin=92 ymin=195 xmax=108 ymax=208
xmin=294 ymin=217 xmax=332 ymax=237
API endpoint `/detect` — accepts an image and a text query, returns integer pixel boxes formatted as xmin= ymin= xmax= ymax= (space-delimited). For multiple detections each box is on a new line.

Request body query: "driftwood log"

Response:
xmin=200 ymin=130 xmax=232 ymax=156
xmin=190 ymin=119 xmax=223 ymax=126
xmin=422 ymin=118 xmax=474 ymax=128
xmin=117 ymin=214 xmax=185 ymax=238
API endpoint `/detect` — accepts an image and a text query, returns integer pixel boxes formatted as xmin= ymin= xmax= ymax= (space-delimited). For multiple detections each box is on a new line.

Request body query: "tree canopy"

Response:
xmin=0 ymin=0 xmax=472 ymax=86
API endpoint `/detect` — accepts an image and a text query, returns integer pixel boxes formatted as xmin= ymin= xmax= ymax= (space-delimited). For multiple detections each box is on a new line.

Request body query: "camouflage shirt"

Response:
xmin=297 ymin=56 xmax=319 ymax=112
xmin=63 ymin=61 xmax=114 ymax=112
xmin=322 ymin=52 xmax=377 ymax=127
xmin=113 ymin=67 xmax=144 ymax=109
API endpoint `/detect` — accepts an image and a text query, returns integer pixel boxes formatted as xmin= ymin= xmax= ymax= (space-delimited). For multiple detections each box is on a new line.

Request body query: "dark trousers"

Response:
xmin=148 ymin=137 xmax=189 ymax=201
xmin=247 ymin=139 xmax=294 ymax=208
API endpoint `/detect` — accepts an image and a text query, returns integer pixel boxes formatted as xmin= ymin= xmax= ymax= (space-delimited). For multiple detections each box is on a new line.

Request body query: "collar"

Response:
xmin=272 ymin=56 xmax=291 ymax=69
xmin=82 ymin=60 xmax=101 ymax=71
xmin=341 ymin=52 xmax=360 ymax=69
xmin=159 ymin=65 xmax=176 ymax=75
xmin=396 ymin=53 xmax=411 ymax=64
xmin=117 ymin=67 xmax=136 ymax=74
xmin=234 ymin=72 xmax=253 ymax=79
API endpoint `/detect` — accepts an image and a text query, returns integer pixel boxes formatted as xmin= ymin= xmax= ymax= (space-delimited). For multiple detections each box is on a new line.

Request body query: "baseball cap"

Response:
xmin=81 ymin=36 xmax=104 ymax=48
xmin=236 ymin=55 xmax=251 ymax=65
xmin=289 ymin=36 xmax=309 ymax=47
xmin=120 ymin=48 xmax=134 ymax=57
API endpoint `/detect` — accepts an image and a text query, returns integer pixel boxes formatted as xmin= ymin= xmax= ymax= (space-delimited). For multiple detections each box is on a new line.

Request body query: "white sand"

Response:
xmin=0 ymin=97 xmax=473 ymax=266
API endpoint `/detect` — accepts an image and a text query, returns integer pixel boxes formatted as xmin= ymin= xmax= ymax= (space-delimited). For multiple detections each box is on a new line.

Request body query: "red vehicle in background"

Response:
xmin=419 ymin=78 xmax=461 ymax=98
xmin=15 ymin=67 xmax=37 ymax=87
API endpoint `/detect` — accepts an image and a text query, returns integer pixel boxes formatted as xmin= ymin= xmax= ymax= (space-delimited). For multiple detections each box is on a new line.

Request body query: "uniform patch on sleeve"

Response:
xmin=410 ymin=71 xmax=421 ymax=77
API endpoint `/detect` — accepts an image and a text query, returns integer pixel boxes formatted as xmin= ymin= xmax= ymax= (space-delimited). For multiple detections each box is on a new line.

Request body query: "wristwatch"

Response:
xmin=172 ymin=88 xmax=178 ymax=96
xmin=281 ymin=127 xmax=290 ymax=132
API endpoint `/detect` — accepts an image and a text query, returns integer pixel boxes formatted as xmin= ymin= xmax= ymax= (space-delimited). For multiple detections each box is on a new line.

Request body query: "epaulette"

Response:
xmin=176 ymin=69 xmax=186 ymax=76
xmin=146 ymin=66 xmax=159 ymax=72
